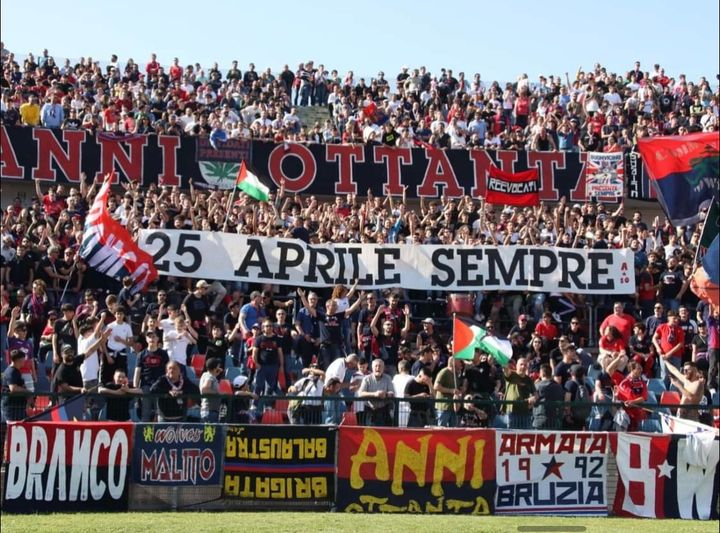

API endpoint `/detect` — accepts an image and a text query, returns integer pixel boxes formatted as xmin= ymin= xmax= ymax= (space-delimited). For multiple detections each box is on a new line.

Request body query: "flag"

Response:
xmin=24 ymin=394 xmax=85 ymax=422
xmin=235 ymin=161 xmax=270 ymax=202
xmin=452 ymin=316 xmax=513 ymax=366
xmin=486 ymin=165 xmax=540 ymax=207
xmin=452 ymin=316 xmax=483 ymax=360
xmin=691 ymin=234 xmax=720 ymax=306
xmin=637 ymin=132 xmax=719 ymax=225
xmin=659 ymin=411 xmax=717 ymax=436
xmin=700 ymin=198 xmax=719 ymax=249
xmin=79 ymin=176 xmax=158 ymax=294
xmin=362 ymin=101 xmax=388 ymax=126
xmin=611 ymin=432 xmax=719 ymax=520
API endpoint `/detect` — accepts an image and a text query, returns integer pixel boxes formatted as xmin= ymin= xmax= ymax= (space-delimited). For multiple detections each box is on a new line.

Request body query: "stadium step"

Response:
xmin=296 ymin=105 xmax=331 ymax=128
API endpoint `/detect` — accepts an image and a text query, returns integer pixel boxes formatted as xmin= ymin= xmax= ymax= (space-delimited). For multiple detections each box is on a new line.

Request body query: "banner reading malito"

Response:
xmin=336 ymin=426 xmax=496 ymax=514
xmin=133 ymin=423 xmax=226 ymax=486
xmin=3 ymin=422 xmax=133 ymax=513
xmin=586 ymin=152 xmax=624 ymax=199
xmin=223 ymin=425 xmax=336 ymax=509
xmin=139 ymin=230 xmax=636 ymax=294
xmin=495 ymin=431 xmax=609 ymax=516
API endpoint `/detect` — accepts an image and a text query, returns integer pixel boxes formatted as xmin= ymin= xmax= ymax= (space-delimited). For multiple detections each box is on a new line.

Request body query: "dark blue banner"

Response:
xmin=132 ymin=423 xmax=226 ymax=486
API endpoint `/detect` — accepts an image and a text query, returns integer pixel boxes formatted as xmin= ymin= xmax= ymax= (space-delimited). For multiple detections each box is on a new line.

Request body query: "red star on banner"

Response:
xmin=542 ymin=456 xmax=564 ymax=480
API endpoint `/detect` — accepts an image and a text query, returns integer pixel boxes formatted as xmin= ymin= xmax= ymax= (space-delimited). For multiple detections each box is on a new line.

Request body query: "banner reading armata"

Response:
xmin=139 ymin=230 xmax=636 ymax=294
xmin=495 ymin=431 xmax=609 ymax=516
xmin=3 ymin=422 xmax=133 ymax=513
xmin=336 ymin=426 xmax=496 ymax=514
xmin=223 ymin=425 xmax=336 ymax=509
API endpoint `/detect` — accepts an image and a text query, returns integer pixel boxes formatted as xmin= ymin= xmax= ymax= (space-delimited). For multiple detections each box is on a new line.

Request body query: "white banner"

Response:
xmin=495 ymin=431 xmax=609 ymax=516
xmin=586 ymin=152 xmax=624 ymax=199
xmin=138 ymin=230 xmax=636 ymax=294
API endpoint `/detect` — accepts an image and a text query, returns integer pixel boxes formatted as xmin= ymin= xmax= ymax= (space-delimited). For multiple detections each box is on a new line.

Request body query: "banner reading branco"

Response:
xmin=3 ymin=422 xmax=133 ymax=513
xmin=223 ymin=425 xmax=336 ymax=509
xmin=139 ymin=230 xmax=636 ymax=293
xmin=336 ymin=426 xmax=496 ymax=514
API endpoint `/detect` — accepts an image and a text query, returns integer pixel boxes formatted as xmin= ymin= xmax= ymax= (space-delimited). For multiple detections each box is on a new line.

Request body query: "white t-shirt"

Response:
xmin=160 ymin=318 xmax=177 ymax=352
xmin=325 ymin=358 xmax=347 ymax=383
xmin=106 ymin=321 xmax=133 ymax=352
xmin=164 ymin=330 xmax=190 ymax=365
xmin=78 ymin=334 xmax=100 ymax=382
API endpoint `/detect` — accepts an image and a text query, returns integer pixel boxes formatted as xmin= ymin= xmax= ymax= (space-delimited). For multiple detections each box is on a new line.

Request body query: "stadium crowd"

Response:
xmin=1 ymin=47 xmax=719 ymax=430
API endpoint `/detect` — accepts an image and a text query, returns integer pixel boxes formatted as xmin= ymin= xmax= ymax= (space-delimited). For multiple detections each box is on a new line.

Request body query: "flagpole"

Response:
xmin=59 ymin=262 xmax=78 ymax=305
xmin=451 ymin=312 xmax=458 ymax=393
xmin=223 ymin=161 xmax=244 ymax=232
xmin=694 ymin=195 xmax=716 ymax=265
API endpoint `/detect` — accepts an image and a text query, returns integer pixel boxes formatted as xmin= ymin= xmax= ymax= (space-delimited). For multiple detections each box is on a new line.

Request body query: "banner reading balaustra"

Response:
xmin=3 ymin=422 xmax=133 ymax=513
xmin=495 ymin=431 xmax=609 ymax=516
xmin=223 ymin=425 xmax=336 ymax=509
xmin=336 ymin=426 xmax=495 ymax=514
xmin=138 ymin=229 xmax=636 ymax=294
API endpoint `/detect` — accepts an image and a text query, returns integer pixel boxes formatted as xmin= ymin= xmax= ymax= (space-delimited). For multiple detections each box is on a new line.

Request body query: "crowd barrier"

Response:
xmin=2 ymin=420 xmax=717 ymax=519
xmin=1 ymin=125 xmax=656 ymax=201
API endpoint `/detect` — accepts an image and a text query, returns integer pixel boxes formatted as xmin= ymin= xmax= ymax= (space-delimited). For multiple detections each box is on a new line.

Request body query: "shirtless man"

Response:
xmin=664 ymin=361 xmax=704 ymax=421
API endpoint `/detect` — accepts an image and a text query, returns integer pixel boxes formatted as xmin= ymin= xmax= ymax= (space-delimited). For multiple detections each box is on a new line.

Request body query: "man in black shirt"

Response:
xmin=2 ymin=350 xmax=28 ymax=422
xmin=150 ymin=361 xmax=199 ymax=422
xmin=134 ymin=331 xmax=170 ymax=422
xmin=183 ymin=280 xmax=211 ymax=352
xmin=52 ymin=303 xmax=78 ymax=374
xmin=405 ymin=367 xmax=433 ymax=427
xmin=99 ymin=370 xmax=142 ymax=422
xmin=51 ymin=345 xmax=85 ymax=399
xmin=251 ymin=320 xmax=284 ymax=405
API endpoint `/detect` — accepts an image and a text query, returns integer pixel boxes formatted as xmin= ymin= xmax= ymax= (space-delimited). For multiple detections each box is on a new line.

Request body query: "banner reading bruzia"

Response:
xmin=138 ymin=230 xmax=636 ymax=294
xmin=132 ymin=423 xmax=226 ymax=486
xmin=2 ymin=124 xmax=655 ymax=201
xmin=494 ymin=431 xmax=609 ymax=516
xmin=223 ymin=425 xmax=336 ymax=509
xmin=336 ymin=426 xmax=496 ymax=514
xmin=3 ymin=422 xmax=133 ymax=513
xmin=585 ymin=152 xmax=624 ymax=199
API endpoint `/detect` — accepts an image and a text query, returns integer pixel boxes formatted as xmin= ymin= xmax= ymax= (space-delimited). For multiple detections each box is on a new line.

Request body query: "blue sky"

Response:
xmin=2 ymin=0 xmax=718 ymax=85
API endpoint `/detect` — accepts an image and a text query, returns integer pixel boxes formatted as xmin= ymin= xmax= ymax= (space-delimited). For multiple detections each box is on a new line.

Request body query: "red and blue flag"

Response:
xmin=638 ymin=132 xmax=719 ymax=225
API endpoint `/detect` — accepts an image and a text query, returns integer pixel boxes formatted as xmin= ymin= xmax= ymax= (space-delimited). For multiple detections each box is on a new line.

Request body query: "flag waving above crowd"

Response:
xmin=79 ymin=175 xmax=158 ymax=294
xmin=485 ymin=166 xmax=540 ymax=207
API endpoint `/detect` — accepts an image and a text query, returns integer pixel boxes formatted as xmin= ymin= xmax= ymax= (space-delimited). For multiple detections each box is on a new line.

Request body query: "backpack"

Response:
xmin=572 ymin=382 xmax=592 ymax=425
xmin=288 ymin=377 xmax=315 ymax=417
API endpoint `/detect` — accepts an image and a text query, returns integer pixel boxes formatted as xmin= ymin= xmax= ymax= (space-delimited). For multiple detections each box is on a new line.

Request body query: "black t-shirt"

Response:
xmin=206 ymin=337 xmax=229 ymax=360
xmin=465 ymin=362 xmax=497 ymax=395
xmin=318 ymin=311 xmax=344 ymax=345
xmin=150 ymin=376 xmax=199 ymax=419
xmin=183 ymin=293 xmax=209 ymax=325
xmin=137 ymin=348 xmax=170 ymax=387
xmin=357 ymin=307 xmax=376 ymax=346
xmin=9 ymin=254 xmax=34 ymax=285
xmin=274 ymin=321 xmax=294 ymax=354
xmin=553 ymin=361 xmax=573 ymax=386
xmin=405 ymin=379 xmax=431 ymax=412
xmin=2 ymin=366 xmax=26 ymax=414
xmin=660 ymin=269 xmax=683 ymax=299
xmin=103 ymin=383 xmax=133 ymax=421
xmin=254 ymin=334 xmax=281 ymax=365
xmin=628 ymin=334 xmax=651 ymax=356
xmin=54 ymin=318 xmax=77 ymax=353
xmin=52 ymin=357 xmax=84 ymax=393
xmin=291 ymin=226 xmax=310 ymax=243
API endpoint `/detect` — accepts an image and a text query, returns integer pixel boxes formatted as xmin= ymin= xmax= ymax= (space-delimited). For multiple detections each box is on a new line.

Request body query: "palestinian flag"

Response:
xmin=478 ymin=334 xmax=513 ymax=367
xmin=452 ymin=316 xmax=483 ymax=360
xmin=235 ymin=161 xmax=270 ymax=202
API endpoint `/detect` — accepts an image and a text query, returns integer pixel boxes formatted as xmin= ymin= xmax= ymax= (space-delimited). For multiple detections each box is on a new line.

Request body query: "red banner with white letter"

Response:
xmin=486 ymin=165 xmax=540 ymax=206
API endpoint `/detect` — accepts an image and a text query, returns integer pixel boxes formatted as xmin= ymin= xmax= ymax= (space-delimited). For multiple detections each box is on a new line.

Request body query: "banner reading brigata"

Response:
xmin=133 ymin=423 xmax=226 ymax=486
xmin=3 ymin=422 xmax=133 ymax=513
xmin=610 ymin=432 xmax=719 ymax=520
xmin=139 ymin=230 xmax=635 ymax=294
xmin=223 ymin=425 xmax=336 ymax=509
xmin=336 ymin=427 xmax=495 ymax=514
xmin=495 ymin=431 xmax=609 ymax=516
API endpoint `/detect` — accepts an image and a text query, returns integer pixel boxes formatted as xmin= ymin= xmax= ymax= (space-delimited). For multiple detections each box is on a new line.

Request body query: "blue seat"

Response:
xmin=639 ymin=419 xmax=662 ymax=433
xmin=646 ymin=391 xmax=657 ymax=404
xmin=225 ymin=354 xmax=235 ymax=369
xmin=225 ymin=366 xmax=241 ymax=383
xmin=648 ymin=379 xmax=666 ymax=396
xmin=491 ymin=414 xmax=509 ymax=429
xmin=587 ymin=365 xmax=601 ymax=382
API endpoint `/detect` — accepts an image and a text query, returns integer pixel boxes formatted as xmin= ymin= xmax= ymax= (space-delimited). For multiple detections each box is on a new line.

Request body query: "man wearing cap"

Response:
xmin=229 ymin=375 xmax=258 ymax=423
xmin=416 ymin=318 xmax=441 ymax=351
xmin=51 ymin=345 xmax=86 ymax=401
xmin=508 ymin=314 xmax=533 ymax=346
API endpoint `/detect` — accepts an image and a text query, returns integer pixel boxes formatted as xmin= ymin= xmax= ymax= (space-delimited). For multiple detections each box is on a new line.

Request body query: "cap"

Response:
xmin=232 ymin=375 xmax=248 ymax=388
xmin=61 ymin=345 xmax=75 ymax=354
xmin=518 ymin=314 xmax=527 ymax=321
xmin=251 ymin=323 xmax=261 ymax=329
xmin=196 ymin=280 xmax=209 ymax=288
xmin=422 ymin=318 xmax=435 ymax=325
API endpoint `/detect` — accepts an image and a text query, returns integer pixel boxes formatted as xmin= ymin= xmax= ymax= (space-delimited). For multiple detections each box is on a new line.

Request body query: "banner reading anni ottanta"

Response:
xmin=139 ymin=230 xmax=636 ymax=294
xmin=336 ymin=426 xmax=496 ymax=514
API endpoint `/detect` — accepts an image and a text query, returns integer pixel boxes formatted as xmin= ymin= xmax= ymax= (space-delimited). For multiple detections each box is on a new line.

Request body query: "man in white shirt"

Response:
xmin=392 ymin=359 xmax=415 ymax=427
xmin=102 ymin=307 xmax=133 ymax=384
xmin=325 ymin=354 xmax=359 ymax=396
xmin=78 ymin=320 xmax=112 ymax=419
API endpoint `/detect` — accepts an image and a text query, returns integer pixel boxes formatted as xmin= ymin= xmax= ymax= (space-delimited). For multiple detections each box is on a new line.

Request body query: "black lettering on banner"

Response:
xmin=588 ymin=253 xmax=614 ymax=290
xmin=305 ymin=248 xmax=335 ymax=284
xmin=558 ymin=250 xmax=586 ymax=290
xmin=485 ymin=248 xmax=528 ymax=286
xmin=234 ymin=239 xmax=272 ymax=279
xmin=335 ymin=247 xmax=349 ymax=285
xmin=375 ymin=249 xmax=400 ymax=285
xmin=175 ymin=234 xmax=201 ymax=273
xmin=529 ymin=248 xmax=558 ymax=288
xmin=146 ymin=232 xmax=171 ymax=271
xmin=456 ymin=249 xmax=484 ymax=287
xmin=275 ymin=241 xmax=305 ymax=281
xmin=346 ymin=247 xmax=374 ymax=285
xmin=430 ymin=249 xmax=454 ymax=287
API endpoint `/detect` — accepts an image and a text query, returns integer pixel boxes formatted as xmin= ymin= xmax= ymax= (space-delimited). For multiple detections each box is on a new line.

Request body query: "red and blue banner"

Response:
xmin=611 ymin=432 xmax=719 ymax=520
xmin=24 ymin=394 xmax=86 ymax=422
xmin=337 ymin=426 xmax=496 ymax=514
xmin=3 ymin=422 xmax=133 ymax=513
xmin=638 ymin=132 xmax=719 ymax=225
xmin=132 ymin=423 xmax=226 ymax=486
xmin=223 ymin=425 xmax=336 ymax=509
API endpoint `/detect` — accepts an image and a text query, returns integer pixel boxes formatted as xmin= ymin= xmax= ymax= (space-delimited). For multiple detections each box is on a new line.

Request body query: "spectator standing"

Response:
xmin=503 ymin=358 xmax=537 ymax=429
xmin=2 ymin=350 xmax=28 ymax=422
xmin=533 ymin=364 xmax=564 ymax=429
xmin=665 ymin=361 xmax=705 ymax=421
xmin=599 ymin=302 xmax=636 ymax=345
xmin=615 ymin=361 xmax=648 ymax=431
xmin=199 ymin=357 xmax=223 ymax=422
xmin=98 ymin=370 xmax=142 ymax=422
xmin=563 ymin=365 xmax=592 ymax=430
xmin=433 ymin=357 xmax=465 ymax=427
xmin=358 ymin=359 xmax=395 ymax=426
xmin=150 ymin=361 xmax=199 ymax=422
xmin=134 ymin=331 xmax=169 ymax=422
xmin=653 ymin=310 xmax=685 ymax=386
